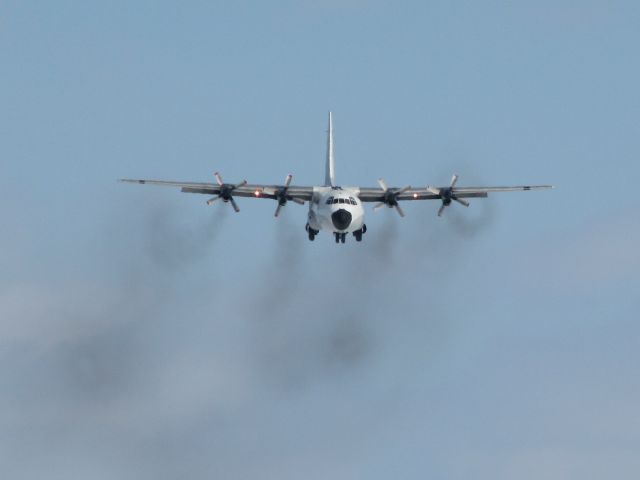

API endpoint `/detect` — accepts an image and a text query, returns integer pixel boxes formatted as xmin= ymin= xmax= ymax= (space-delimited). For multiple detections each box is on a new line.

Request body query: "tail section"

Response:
xmin=325 ymin=111 xmax=336 ymax=186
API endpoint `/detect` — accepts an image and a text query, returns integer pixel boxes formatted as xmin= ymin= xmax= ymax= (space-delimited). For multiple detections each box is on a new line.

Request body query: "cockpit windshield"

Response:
xmin=327 ymin=196 xmax=358 ymax=205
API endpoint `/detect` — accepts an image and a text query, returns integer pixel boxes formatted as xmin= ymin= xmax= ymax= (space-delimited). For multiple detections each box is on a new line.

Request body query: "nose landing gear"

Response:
xmin=334 ymin=232 xmax=347 ymax=243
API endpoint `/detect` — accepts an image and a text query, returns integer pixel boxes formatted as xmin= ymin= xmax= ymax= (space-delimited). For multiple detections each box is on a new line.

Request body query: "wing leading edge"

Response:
xmin=119 ymin=178 xmax=314 ymax=201
xmin=357 ymin=184 xmax=553 ymax=202
xmin=358 ymin=176 xmax=553 ymax=216
xmin=121 ymin=177 xmax=552 ymax=218
xmin=120 ymin=178 xmax=552 ymax=202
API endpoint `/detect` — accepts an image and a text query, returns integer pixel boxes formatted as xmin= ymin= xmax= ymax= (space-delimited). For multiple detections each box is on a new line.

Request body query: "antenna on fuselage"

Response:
xmin=325 ymin=111 xmax=336 ymax=186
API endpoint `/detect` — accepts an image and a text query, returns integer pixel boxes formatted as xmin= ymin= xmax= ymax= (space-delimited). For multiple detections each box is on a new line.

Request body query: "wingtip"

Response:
xmin=125 ymin=179 xmax=145 ymax=184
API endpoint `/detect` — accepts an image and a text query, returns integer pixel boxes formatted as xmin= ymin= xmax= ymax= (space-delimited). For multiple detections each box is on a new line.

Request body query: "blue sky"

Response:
xmin=1 ymin=1 xmax=640 ymax=478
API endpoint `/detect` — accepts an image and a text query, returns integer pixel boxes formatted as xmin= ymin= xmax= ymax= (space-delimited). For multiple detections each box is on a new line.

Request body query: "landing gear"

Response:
xmin=305 ymin=223 xmax=318 ymax=242
xmin=307 ymin=223 xmax=367 ymax=244
xmin=352 ymin=224 xmax=367 ymax=242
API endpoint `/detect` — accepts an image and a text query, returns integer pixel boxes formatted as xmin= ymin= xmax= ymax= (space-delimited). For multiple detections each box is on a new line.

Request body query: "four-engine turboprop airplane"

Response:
xmin=121 ymin=113 xmax=553 ymax=243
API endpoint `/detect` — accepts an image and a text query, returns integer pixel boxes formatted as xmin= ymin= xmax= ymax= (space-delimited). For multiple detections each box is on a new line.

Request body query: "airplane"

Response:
xmin=121 ymin=112 xmax=553 ymax=244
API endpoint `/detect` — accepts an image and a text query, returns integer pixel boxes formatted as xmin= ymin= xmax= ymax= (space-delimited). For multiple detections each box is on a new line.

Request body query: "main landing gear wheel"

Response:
xmin=305 ymin=223 xmax=317 ymax=241
xmin=353 ymin=224 xmax=367 ymax=242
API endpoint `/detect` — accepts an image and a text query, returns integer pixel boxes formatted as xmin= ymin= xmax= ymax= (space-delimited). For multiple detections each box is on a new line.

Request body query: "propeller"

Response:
xmin=206 ymin=172 xmax=247 ymax=212
xmin=427 ymin=174 xmax=470 ymax=217
xmin=273 ymin=174 xmax=305 ymax=217
xmin=373 ymin=178 xmax=411 ymax=217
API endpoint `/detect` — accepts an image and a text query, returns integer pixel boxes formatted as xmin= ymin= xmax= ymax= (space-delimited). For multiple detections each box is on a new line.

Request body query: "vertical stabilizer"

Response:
xmin=325 ymin=111 xmax=336 ymax=186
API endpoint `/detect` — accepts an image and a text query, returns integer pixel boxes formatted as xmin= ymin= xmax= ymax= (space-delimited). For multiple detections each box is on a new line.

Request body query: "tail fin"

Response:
xmin=325 ymin=111 xmax=336 ymax=186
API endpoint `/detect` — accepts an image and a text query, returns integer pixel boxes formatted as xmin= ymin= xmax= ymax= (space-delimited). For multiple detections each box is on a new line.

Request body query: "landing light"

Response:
xmin=413 ymin=193 xmax=418 ymax=198
xmin=254 ymin=190 xmax=261 ymax=197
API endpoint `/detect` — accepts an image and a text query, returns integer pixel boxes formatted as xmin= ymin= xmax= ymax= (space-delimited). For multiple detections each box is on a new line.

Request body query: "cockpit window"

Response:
xmin=328 ymin=196 xmax=357 ymax=205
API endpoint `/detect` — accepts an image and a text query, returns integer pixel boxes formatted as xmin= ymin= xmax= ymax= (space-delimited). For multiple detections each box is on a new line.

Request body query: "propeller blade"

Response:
xmin=206 ymin=196 xmax=220 ymax=205
xmin=437 ymin=204 xmax=447 ymax=217
xmin=229 ymin=196 xmax=240 ymax=213
xmin=214 ymin=172 xmax=224 ymax=186
xmin=274 ymin=203 xmax=283 ymax=217
xmin=427 ymin=186 xmax=441 ymax=195
xmin=453 ymin=197 xmax=470 ymax=207
xmin=284 ymin=174 xmax=293 ymax=188
xmin=234 ymin=179 xmax=248 ymax=189
xmin=396 ymin=185 xmax=412 ymax=196
xmin=450 ymin=174 xmax=459 ymax=188
xmin=394 ymin=204 xmax=406 ymax=217
xmin=377 ymin=178 xmax=389 ymax=191
xmin=373 ymin=202 xmax=386 ymax=212
xmin=290 ymin=197 xmax=305 ymax=205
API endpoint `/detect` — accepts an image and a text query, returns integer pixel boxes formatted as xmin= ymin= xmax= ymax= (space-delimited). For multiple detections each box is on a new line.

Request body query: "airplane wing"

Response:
xmin=119 ymin=179 xmax=314 ymax=200
xmin=357 ymin=184 xmax=553 ymax=202
xmin=120 ymin=174 xmax=313 ymax=215
xmin=357 ymin=175 xmax=553 ymax=216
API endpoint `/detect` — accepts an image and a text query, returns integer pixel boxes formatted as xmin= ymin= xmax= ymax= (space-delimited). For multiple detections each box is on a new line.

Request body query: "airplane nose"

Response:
xmin=331 ymin=209 xmax=352 ymax=230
